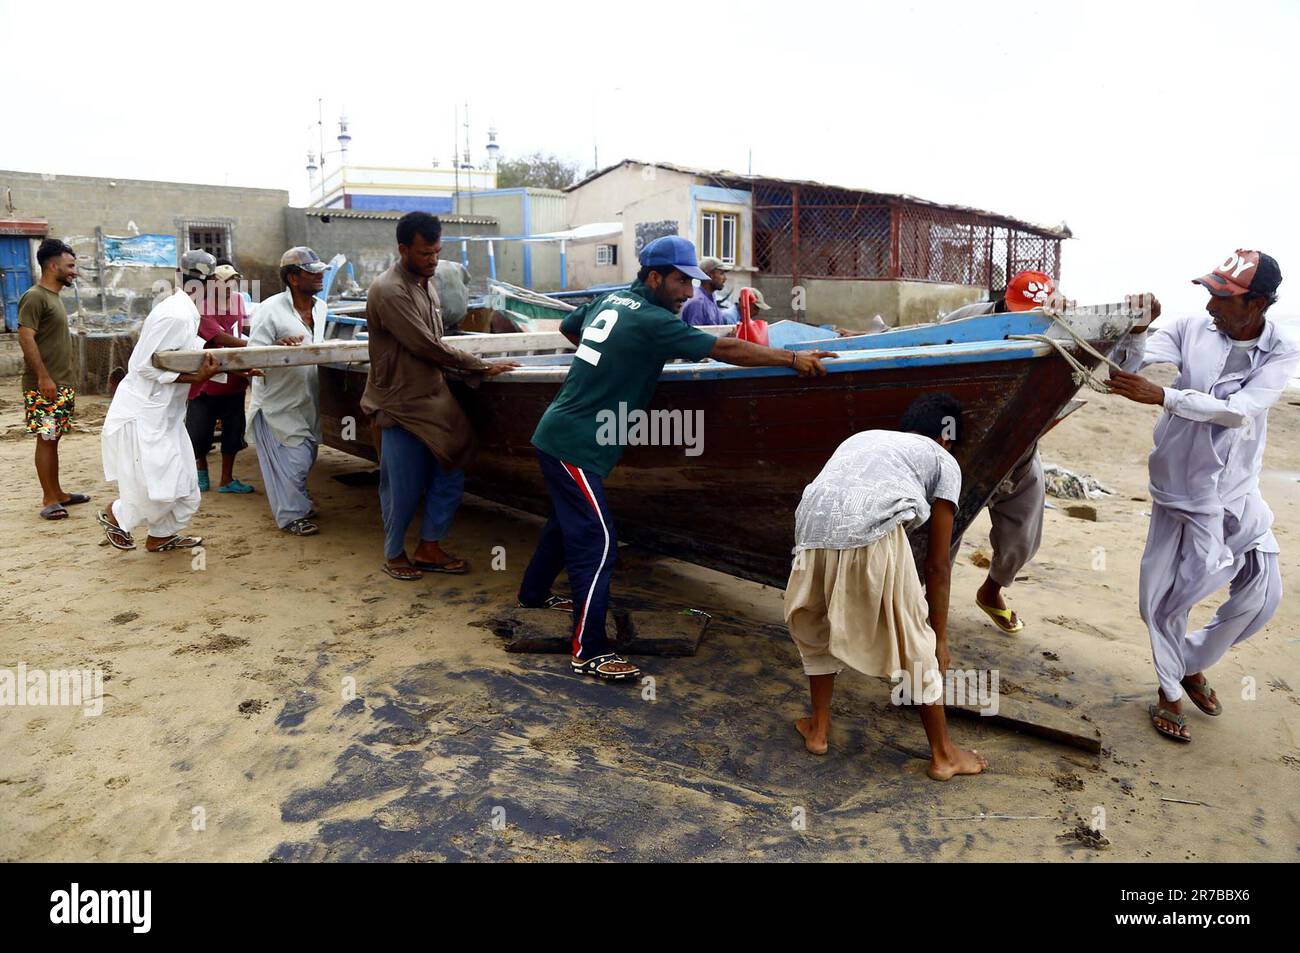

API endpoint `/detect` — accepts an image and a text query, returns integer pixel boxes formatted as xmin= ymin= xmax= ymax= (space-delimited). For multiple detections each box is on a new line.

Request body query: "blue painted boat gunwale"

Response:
xmin=787 ymin=311 xmax=1051 ymax=352
xmin=490 ymin=337 xmax=1051 ymax=384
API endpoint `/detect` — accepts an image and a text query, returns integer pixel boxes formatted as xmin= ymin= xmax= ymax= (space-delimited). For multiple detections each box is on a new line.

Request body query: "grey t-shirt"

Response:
xmin=940 ymin=300 xmax=996 ymax=323
xmin=795 ymin=430 xmax=962 ymax=550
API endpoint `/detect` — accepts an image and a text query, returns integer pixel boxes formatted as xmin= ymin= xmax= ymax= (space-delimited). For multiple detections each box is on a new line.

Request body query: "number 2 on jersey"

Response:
xmin=575 ymin=309 xmax=619 ymax=366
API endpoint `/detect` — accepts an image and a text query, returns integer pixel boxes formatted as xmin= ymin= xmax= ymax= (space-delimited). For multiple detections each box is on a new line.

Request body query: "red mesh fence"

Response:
xmin=751 ymin=182 xmax=1060 ymax=290
xmin=896 ymin=204 xmax=1061 ymax=288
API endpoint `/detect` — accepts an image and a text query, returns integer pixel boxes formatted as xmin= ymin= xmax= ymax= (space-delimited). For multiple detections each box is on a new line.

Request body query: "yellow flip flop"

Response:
xmin=976 ymin=598 xmax=1024 ymax=634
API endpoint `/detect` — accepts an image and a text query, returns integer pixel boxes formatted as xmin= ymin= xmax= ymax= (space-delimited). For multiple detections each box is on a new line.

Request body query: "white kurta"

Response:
xmin=102 ymin=290 xmax=205 ymax=537
xmin=1114 ymin=315 xmax=1300 ymax=700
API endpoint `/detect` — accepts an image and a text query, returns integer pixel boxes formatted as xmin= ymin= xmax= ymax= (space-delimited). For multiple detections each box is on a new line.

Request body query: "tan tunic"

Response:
xmin=361 ymin=262 xmax=490 ymax=470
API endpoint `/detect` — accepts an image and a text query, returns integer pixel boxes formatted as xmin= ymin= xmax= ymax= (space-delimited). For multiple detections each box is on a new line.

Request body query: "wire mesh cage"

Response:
xmin=73 ymin=327 xmax=139 ymax=395
xmin=749 ymin=180 xmax=1061 ymax=292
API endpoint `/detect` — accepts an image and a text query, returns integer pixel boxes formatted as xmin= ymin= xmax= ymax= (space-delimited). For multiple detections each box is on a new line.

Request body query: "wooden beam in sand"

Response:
xmin=946 ymin=695 xmax=1102 ymax=755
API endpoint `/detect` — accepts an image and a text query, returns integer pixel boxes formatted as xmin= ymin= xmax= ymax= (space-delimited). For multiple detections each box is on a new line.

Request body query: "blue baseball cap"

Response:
xmin=638 ymin=235 xmax=711 ymax=282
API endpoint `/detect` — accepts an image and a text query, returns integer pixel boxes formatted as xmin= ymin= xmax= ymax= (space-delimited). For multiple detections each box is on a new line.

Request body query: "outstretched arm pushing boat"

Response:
xmin=709 ymin=335 xmax=834 ymax=376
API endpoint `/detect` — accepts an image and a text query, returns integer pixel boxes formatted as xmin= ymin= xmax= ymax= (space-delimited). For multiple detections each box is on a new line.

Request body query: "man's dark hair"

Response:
xmin=636 ymin=264 xmax=676 ymax=283
xmin=900 ymin=392 xmax=963 ymax=443
xmin=37 ymin=239 xmax=75 ymax=270
xmin=396 ymin=211 xmax=442 ymax=247
xmin=215 ymin=257 xmax=234 ymax=268
xmin=1245 ymin=289 xmax=1279 ymax=309
xmin=279 ymin=265 xmax=298 ymax=287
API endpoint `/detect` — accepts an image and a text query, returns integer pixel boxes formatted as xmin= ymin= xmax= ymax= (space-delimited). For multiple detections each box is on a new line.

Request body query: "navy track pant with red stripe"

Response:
xmin=519 ymin=449 xmax=617 ymax=660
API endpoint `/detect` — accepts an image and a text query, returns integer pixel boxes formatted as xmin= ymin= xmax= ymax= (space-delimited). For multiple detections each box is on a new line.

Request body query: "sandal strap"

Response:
xmin=152 ymin=535 xmax=201 ymax=551
xmin=1150 ymin=705 xmax=1186 ymax=727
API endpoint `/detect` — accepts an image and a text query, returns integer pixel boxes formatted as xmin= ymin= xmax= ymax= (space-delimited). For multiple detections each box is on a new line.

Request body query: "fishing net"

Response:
xmin=71 ymin=319 xmax=140 ymax=395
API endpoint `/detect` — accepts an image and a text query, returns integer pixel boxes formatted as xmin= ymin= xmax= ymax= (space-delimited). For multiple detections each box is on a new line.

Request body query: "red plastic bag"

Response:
xmin=735 ymin=288 xmax=769 ymax=346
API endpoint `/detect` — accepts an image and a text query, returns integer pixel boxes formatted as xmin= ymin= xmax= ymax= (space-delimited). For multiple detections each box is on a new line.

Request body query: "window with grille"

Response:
xmin=719 ymin=214 xmax=737 ymax=266
xmin=596 ymin=243 xmax=617 ymax=267
xmin=188 ymin=227 xmax=228 ymax=259
xmin=699 ymin=210 xmax=738 ymax=266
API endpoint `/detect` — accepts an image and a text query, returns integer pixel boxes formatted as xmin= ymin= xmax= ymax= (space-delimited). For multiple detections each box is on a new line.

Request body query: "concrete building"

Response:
xmin=450 ymin=188 xmax=568 ymax=291
xmin=0 ymin=169 xmax=289 ymax=323
xmin=563 ymin=160 xmax=1069 ymax=328
xmin=284 ymin=207 xmax=499 ymax=289
xmin=313 ymin=163 xmax=498 ymax=214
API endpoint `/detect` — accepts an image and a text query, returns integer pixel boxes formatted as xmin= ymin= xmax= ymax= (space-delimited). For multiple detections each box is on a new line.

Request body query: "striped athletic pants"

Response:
xmin=519 ymin=449 xmax=617 ymax=659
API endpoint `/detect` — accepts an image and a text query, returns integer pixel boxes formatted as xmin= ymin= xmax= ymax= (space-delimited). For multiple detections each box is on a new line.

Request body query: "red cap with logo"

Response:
xmin=1193 ymin=249 xmax=1282 ymax=298
xmin=1004 ymin=270 xmax=1055 ymax=312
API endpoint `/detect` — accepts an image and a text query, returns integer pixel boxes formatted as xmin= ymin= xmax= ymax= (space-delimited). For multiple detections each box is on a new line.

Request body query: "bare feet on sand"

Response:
xmin=795 ymin=716 xmax=828 ymax=755
xmin=927 ymin=745 xmax=988 ymax=781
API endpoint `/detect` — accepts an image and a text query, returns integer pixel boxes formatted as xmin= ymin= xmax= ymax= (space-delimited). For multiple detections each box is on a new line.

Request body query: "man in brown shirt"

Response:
xmin=362 ymin=212 xmax=516 ymax=580
xmin=18 ymin=238 xmax=90 ymax=520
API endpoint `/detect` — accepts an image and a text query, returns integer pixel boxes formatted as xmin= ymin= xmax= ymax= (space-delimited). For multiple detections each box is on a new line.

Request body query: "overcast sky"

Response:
xmin=3 ymin=0 xmax=1296 ymax=317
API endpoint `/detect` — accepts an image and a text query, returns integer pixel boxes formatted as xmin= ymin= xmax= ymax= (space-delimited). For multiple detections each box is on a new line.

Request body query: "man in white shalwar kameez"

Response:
xmin=1109 ymin=249 xmax=1299 ymax=742
xmin=99 ymin=251 xmax=226 ymax=552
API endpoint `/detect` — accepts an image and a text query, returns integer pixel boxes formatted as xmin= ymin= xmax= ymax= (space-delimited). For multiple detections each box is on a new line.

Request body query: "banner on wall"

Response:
xmin=102 ymin=233 xmax=177 ymax=267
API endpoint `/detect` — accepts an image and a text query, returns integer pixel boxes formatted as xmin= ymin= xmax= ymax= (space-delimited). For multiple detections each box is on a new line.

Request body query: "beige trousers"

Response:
xmin=785 ymin=523 xmax=942 ymax=700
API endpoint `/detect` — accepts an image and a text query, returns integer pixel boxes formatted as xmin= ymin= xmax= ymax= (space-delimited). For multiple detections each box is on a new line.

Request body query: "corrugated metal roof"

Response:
xmin=302 ymin=207 xmax=497 ymax=226
xmin=565 ymin=159 xmax=1071 ymax=240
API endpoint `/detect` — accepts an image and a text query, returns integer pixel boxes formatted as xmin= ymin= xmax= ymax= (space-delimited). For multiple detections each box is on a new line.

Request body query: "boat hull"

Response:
xmin=319 ymin=336 xmax=1111 ymax=587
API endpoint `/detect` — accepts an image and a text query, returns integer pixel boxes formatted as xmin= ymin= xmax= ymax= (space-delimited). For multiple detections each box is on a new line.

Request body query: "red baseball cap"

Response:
xmin=1004 ymin=270 xmax=1055 ymax=312
xmin=1193 ymin=249 xmax=1282 ymax=298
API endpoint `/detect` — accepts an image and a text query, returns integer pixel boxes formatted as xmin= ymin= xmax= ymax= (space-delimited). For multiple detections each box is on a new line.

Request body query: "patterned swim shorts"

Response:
xmin=23 ymin=387 xmax=76 ymax=440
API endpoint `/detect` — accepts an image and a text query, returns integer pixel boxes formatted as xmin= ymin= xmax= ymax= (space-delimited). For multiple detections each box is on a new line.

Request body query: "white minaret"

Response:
xmin=306 ymin=151 xmax=319 ymax=199
xmin=337 ymin=114 xmax=351 ymax=163
xmin=485 ymin=126 xmax=500 ymax=173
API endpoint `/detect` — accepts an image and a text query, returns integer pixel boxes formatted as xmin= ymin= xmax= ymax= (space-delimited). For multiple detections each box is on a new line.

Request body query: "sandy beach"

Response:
xmin=1 ymin=369 xmax=1298 ymax=862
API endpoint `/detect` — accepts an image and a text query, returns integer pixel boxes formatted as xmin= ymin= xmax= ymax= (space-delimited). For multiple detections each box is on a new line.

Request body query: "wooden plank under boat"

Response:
xmin=303 ymin=305 xmax=1135 ymax=587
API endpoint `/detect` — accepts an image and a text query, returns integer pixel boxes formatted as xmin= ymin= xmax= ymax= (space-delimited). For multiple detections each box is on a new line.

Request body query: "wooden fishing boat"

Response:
xmin=300 ymin=305 xmax=1135 ymax=586
xmin=158 ymin=307 xmax=1133 ymax=583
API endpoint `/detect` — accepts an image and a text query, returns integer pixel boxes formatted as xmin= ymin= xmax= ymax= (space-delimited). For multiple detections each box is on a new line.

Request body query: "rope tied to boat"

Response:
xmin=1007 ymin=311 xmax=1127 ymax=394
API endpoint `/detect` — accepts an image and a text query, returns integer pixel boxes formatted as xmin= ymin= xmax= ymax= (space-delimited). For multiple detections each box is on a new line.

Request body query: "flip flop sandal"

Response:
xmin=976 ymin=598 xmax=1025 ymax=634
xmin=517 ymin=594 xmax=574 ymax=612
xmin=148 ymin=535 xmax=203 ymax=553
xmin=197 ymin=471 xmax=211 ymax=492
xmin=571 ymin=653 xmax=641 ymax=682
xmin=413 ymin=558 xmax=469 ymax=575
xmin=383 ymin=563 xmax=422 ymax=581
xmin=1180 ymin=677 xmax=1222 ymax=716
xmin=39 ymin=503 xmax=69 ymax=521
xmin=96 ymin=511 xmax=135 ymax=550
xmin=284 ymin=518 xmax=319 ymax=536
xmin=61 ymin=493 xmax=91 ymax=506
xmin=218 ymin=479 xmax=256 ymax=494
xmin=1149 ymin=704 xmax=1191 ymax=743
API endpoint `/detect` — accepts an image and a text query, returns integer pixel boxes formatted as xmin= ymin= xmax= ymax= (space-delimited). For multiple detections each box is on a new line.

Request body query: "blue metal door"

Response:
xmin=0 ymin=237 xmax=35 ymax=331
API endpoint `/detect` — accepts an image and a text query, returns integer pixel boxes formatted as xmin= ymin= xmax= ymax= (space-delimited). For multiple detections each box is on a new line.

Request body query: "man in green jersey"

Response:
xmin=519 ymin=235 xmax=833 ymax=682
